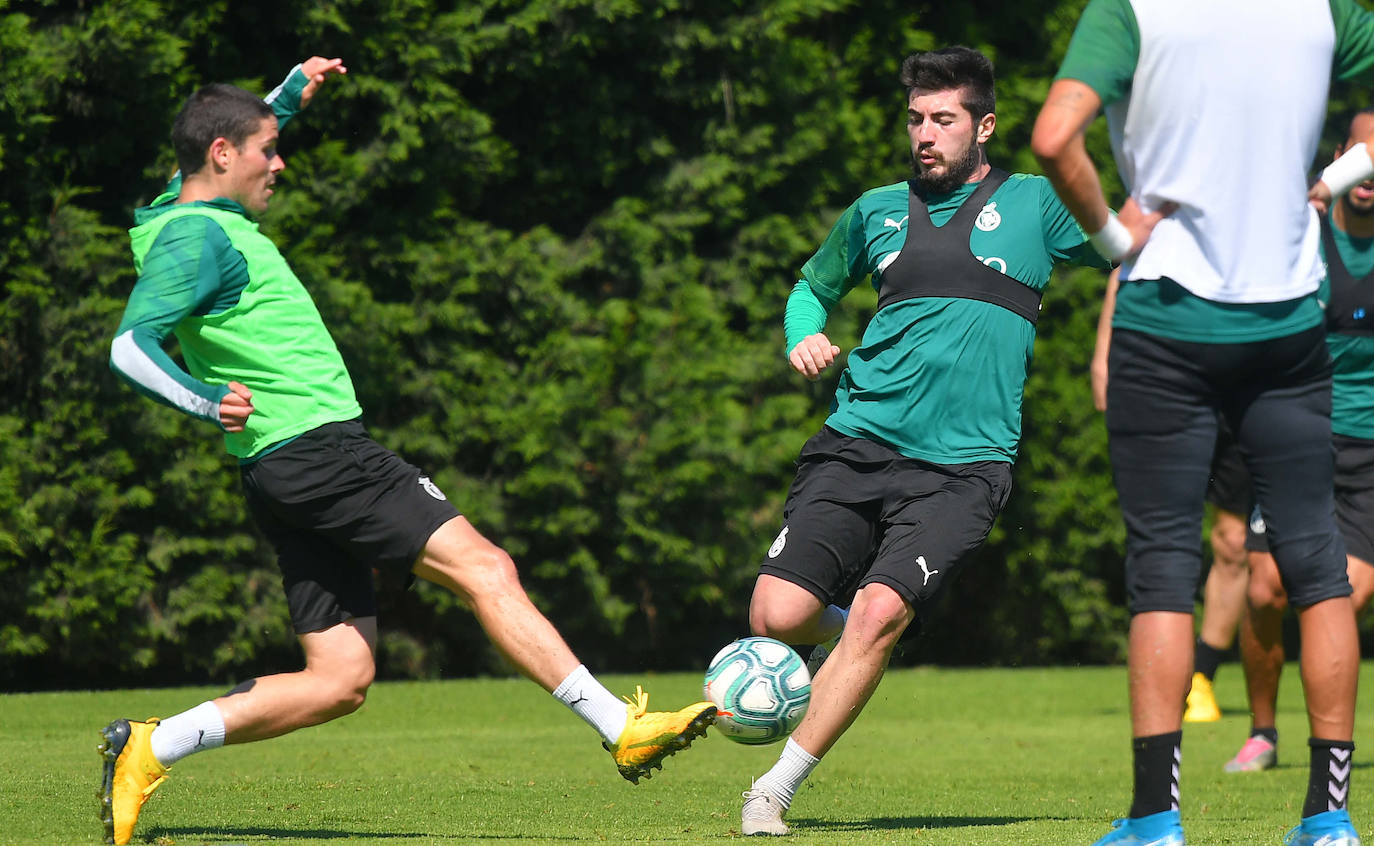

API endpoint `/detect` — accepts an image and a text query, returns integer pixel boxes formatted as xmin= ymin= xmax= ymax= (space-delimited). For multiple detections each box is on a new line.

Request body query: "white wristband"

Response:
xmin=1320 ymin=142 xmax=1374 ymax=198
xmin=1088 ymin=213 xmax=1133 ymax=262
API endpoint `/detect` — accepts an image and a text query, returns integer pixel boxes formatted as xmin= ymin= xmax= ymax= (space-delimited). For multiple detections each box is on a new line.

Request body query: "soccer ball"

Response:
xmin=703 ymin=636 xmax=811 ymax=745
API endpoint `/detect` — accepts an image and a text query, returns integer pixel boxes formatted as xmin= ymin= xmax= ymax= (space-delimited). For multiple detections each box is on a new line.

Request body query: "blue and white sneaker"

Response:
xmin=1284 ymin=810 xmax=1361 ymax=845
xmin=1091 ymin=810 xmax=1185 ymax=845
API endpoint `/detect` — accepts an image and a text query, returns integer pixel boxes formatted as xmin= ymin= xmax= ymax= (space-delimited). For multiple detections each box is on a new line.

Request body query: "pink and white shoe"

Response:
xmin=1224 ymin=734 xmax=1277 ymax=773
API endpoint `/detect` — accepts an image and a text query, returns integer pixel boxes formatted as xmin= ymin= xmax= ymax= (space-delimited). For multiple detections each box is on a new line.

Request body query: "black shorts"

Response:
xmin=1246 ymin=434 xmax=1374 ymax=566
xmin=1206 ymin=419 xmax=1251 ymax=516
xmin=240 ymin=419 xmax=460 ymax=634
xmin=758 ymin=427 xmax=1013 ymax=623
xmin=1106 ymin=326 xmax=1348 ymax=612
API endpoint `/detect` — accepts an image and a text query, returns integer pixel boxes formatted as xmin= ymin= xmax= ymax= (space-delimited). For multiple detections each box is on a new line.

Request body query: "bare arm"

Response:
xmin=1091 ymin=267 xmax=1120 ymax=413
xmin=1031 ymin=80 xmax=1111 ymax=233
xmin=1031 ymin=79 xmax=1173 ymax=260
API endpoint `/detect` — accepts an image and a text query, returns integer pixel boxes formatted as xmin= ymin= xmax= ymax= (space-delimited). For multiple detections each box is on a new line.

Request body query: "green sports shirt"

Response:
xmin=110 ymin=65 xmax=362 ymax=458
xmin=788 ymin=173 xmax=1107 ymax=465
xmin=1323 ymin=221 xmax=1374 ymax=439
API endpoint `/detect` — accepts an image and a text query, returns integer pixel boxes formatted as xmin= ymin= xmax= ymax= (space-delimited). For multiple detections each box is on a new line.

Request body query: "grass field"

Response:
xmin=4 ymin=663 xmax=1373 ymax=845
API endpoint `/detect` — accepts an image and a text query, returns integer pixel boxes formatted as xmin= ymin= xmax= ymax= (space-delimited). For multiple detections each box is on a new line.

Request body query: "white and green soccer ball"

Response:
xmin=703 ymin=636 xmax=811 ymax=745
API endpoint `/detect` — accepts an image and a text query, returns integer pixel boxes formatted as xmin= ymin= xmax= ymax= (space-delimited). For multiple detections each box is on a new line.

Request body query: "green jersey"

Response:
xmin=1322 ymin=220 xmax=1374 ymax=439
xmin=789 ymin=173 xmax=1106 ymax=465
xmin=110 ymin=64 xmax=362 ymax=458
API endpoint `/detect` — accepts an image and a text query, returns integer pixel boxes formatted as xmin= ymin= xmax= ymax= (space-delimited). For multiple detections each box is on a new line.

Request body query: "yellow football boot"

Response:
xmin=98 ymin=718 xmax=168 ymax=845
xmin=1183 ymin=672 xmax=1222 ymax=723
xmin=604 ymin=686 xmax=715 ymax=783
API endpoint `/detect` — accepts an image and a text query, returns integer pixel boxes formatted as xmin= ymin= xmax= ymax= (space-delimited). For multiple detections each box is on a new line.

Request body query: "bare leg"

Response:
xmin=1239 ymin=551 xmax=1286 ymax=729
xmin=749 ymin=575 xmax=830 ymax=643
xmin=1200 ymin=508 xmax=1249 ymax=651
xmin=1296 ymin=595 xmax=1359 ymax=741
xmin=1347 ymin=555 xmax=1374 ymax=612
xmin=413 ymin=516 xmax=579 ymax=692
xmin=788 ymin=583 xmax=915 ymax=759
xmin=216 ymin=616 xmax=377 ymax=744
xmin=1129 ymin=611 xmax=1194 ymax=736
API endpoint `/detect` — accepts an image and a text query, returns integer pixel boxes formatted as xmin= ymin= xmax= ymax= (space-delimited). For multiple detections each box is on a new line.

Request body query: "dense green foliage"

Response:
xmin=6 ymin=666 xmax=1368 ymax=843
xmin=1 ymin=0 xmax=1364 ymax=689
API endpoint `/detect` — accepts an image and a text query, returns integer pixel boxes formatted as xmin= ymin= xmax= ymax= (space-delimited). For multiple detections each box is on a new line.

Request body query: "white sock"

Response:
xmin=149 ymin=701 xmax=226 ymax=767
xmin=553 ymin=664 xmax=628 ymax=744
xmin=755 ymin=737 xmax=821 ymax=808
xmin=817 ymin=605 xmax=849 ymax=642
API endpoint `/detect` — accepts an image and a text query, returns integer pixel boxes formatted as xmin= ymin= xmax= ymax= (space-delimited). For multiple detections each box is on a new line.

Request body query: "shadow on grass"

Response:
xmin=1253 ymin=761 xmax=1374 ymax=772
xmin=152 ymin=827 xmax=585 ymax=841
xmin=788 ymin=813 xmax=1066 ymax=832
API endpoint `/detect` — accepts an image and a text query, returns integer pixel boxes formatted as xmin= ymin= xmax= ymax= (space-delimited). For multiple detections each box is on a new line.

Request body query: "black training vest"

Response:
xmin=876 ymin=168 xmax=1041 ymax=324
xmin=1320 ymin=214 xmax=1374 ymax=336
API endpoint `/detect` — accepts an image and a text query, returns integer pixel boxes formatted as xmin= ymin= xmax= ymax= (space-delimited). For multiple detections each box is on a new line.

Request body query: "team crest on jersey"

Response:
xmin=418 ymin=475 xmax=447 ymax=501
xmin=768 ymin=526 xmax=789 ymax=559
xmin=975 ymin=202 xmax=1001 ymax=232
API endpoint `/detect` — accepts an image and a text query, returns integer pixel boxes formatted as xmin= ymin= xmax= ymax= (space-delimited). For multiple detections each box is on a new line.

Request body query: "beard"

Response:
xmin=912 ymin=141 xmax=983 ymax=195
xmin=1341 ymin=188 xmax=1374 ymax=219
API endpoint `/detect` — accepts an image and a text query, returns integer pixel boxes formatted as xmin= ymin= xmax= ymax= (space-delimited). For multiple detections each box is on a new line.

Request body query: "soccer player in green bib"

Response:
xmin=1032 ymin=1 xmax=1374 ymax=843
xmin=736 ymin=46 xmax=1114 ymax=836
xmin=99 ymin=56 xmax=715 ymax=846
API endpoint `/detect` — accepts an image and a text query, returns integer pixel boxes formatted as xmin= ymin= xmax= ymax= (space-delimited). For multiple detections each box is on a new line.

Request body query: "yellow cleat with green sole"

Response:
xmin=604 ymin=686 xmax=716 ymax=784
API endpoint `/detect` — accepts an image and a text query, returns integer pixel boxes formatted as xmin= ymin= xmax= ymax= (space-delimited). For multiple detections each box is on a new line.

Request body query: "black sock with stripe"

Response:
xmin=1130 ymin=731 xmax=1181 ymax=818
xmin=1304 ymin=738 xmax=1354 ymax=818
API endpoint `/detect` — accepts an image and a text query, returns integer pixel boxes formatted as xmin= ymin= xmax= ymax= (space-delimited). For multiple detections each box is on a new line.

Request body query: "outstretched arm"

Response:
xmin=268 ymin=56 xmax=347 ymax=119
xmin=159 ymin=56 xmax=347 ymax=196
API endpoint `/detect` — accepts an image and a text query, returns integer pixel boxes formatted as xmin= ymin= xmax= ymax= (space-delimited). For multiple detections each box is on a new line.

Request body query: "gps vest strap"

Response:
xmin=1320 ymin=214 xmax=1374 ymax=337
xmin=876 ymin=169 xmax=1040 ymax=324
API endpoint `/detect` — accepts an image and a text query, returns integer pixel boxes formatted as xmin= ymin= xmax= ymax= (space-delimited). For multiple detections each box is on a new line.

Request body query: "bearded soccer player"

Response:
xmin=735 ymin=46 xmax=1118 ymax=837
xmin=100 ymin=56 xmax=714 ymax=846
xmin=1032 ymin=1 xmax=1374 ymax=843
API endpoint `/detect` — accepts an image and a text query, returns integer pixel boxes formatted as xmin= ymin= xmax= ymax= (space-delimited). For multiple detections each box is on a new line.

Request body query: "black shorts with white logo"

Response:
xmin=758 ymin=426 xmax=1013 ymax=624
xmin=1246 ymin=433 xmax=1374 ymax=567
xmin=240 ymin=419 xmax=460 ymax=634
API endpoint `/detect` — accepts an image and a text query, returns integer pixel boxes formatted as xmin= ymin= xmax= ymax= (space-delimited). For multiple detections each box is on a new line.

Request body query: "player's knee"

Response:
xmin=748 ymin=601 xmax=806 ymax=641
xmin=747 ymin=588 xmax=819 ymax=642
xmin=847 ymin=586 xmax=913 ymax=649
xmin=1347 ymin=559 xmax=1374 ymax=612
xmin=428 ymin=541 xmax=523 ymax=605
xmin=417 ymin=519 xmax=523 ymax=601
xmin=1214 ymin=535 xmax=1247 ymax=568
xmin=1247 ymin=568 xmax=1287 ymax=612
xmin=1210 ymin=522 xmax=1247 ymax=569
xmin=464 ymin=546 xmax=522 ymax=598
xmin=311 ymin=659 xmax=374 ymax=720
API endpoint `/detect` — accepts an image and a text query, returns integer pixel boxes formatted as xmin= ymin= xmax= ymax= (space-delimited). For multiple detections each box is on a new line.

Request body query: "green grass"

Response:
xmin=4 ymin=663 xmax=1372 ymax=844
